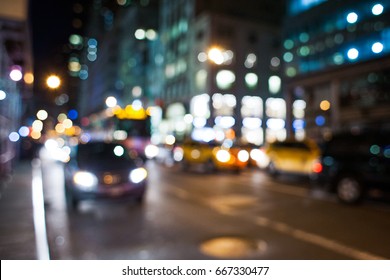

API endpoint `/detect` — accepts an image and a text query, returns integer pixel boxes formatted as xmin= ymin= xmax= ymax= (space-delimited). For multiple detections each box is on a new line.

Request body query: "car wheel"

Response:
xmin=205 ymin=160 xmax=216 ymax=173
xmin=336 ymin=175 xmax=363 ymax=204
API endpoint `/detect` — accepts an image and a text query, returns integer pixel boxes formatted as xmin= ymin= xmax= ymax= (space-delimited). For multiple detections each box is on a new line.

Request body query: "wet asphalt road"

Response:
xmin=40 ymin=158 xmax=390 ymax=260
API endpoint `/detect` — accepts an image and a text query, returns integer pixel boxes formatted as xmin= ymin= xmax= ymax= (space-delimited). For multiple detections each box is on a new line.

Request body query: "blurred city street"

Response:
xmin=1 ymin=0 xmax=390 ymax=264
xmin=2 ymin=148 xmax=390 ymax=260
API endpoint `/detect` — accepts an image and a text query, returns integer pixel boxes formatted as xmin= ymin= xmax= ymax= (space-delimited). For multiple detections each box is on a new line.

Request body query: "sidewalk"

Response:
xmin=0 ymin=160 xmax=37 ymax=260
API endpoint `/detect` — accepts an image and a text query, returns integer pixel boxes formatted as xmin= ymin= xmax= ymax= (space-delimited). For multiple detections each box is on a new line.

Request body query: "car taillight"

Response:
xmin=312 ymin=161 xmax=323 ymax=173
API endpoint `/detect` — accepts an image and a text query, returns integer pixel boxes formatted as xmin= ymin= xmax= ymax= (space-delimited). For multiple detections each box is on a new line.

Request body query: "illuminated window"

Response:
xmin=69 ymin=34 xmax=83 ymax=45
xmin=286 ymin=67 xmax=297 ymax=77
xmin=299 ymin=32 xmax=309 ymax=43
xmin=245 ymin=73 xmax=258 ymax=89
xmin=270 ymin=57 xmax=280 ymax=68
xmin=293 ymin=99 xmax=306 ymax=118
xmin=283 ymin=52 xmax=294 ymax=63
xmin=315 ymin=115 xmax=326 ymax=126
xmin=196 ymin=70 xmax=207 ymax=90
xmin=333 ymin=53 xmax=344 ymax=65
xmin=213 ymin=93 xmax=236 ymax=116
xmin=190 ymin=94 xmax=210 ymax=118
xmin=266 ymin=98 xmax=286 ymax=119
xmin=198 ymin=52 xmax=207 ymax=62
xmin=372 ymin=4 xmax=384 ymax=15
xmin=347 ymin=48 xmax=359 ymax=60
xmin=320 ymin=100 xmax=330 ymax=111
xmin=241 ymin=96 xmax=263 ymax=117
xmin=216 ymin=70 xmax=235 ymax=90
xmin=346 ymin=12 xmax=358 ymax=24
xmin=298 ymin=46 xmax=310 ymax=56
xmin=268 ymin=76 xmax=281 ymax=94
xmin=215 ymin=116 xmax=235 ymax=128
xmin=0 ymin=90 xmax=6 ymax=100
xmin=242 ymin=127 xmax=263 ymax=146
xmin=165 ymin=64 xmax=175 ymax=79
xmin=372 ymin=42 xmax=384 ymax=54
xmin=244 ymin=53 xmax=257 ymax=68
xmin=288 ymin=0 xmax=326 ymax=15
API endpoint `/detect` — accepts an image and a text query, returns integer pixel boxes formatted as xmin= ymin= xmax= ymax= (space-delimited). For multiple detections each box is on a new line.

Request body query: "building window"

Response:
xmin=265 ymin=98 xmax=286 ymax=142
xmin=216 ymin=70 xmax=236 ymax=90
xmin=268 ymin=76 xmax=281 ymax=94
xmin=212 ymin=93 xmax=236 ymax=116
xmin=245 ymin=73 xmax=258 ymax=89
xmin=244 ymin=53 xmax=257 ymax=68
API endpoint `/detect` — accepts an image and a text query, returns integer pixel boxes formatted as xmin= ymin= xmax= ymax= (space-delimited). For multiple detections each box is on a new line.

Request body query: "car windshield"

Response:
xmin=76 ymin=142 xmax=136 ymax=170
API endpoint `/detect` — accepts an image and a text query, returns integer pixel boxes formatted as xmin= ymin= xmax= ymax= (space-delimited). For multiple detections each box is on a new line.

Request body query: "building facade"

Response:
xmin=159 ymin=0 xmax=285 ymax=145
xmin=0 ymin=0 xmax=33 ymax=176
xmin=76 ymin=0 xmax=159 ymax=119
xmin=283 ymin=0 xmax=390 ymax=141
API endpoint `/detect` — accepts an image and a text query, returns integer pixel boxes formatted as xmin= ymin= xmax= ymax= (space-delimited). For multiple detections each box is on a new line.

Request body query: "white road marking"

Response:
xmin=169 ymin=185 xmax=386 ymax=260
xmin=254 ymin=216 xmax=385 ymax=260
xmin=31 ymin=159 xmax=50 ymax=260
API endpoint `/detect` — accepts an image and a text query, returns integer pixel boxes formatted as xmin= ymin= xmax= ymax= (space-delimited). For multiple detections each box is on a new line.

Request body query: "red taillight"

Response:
xmin=312 ymin=162 xmax=323 ymax=173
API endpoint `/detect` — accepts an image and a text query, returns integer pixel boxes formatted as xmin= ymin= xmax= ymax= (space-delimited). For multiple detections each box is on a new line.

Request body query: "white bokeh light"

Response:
xmin=372 ymin=4 xmax=384 ymax=15
xmin=0 ymin=90 xmax=6 ymax=100
xmin=105 ymin=96 xmax=117 ymax=108
xmin=10 ymin=69 xmax=23 ymax=81
xmin=347 ymin=48 xmax=359 ymax=60
xmin=346 ymin=12 xmax=358 ymax=24
xmin=372 ymin=42 xmax=384 ymax=54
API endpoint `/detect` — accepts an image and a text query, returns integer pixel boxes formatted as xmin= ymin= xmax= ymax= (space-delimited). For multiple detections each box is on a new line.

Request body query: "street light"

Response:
xmin=46 ymin=75 xmax=61 ymax=89
xmin=208 ymin=47 xmax=224 ymax=65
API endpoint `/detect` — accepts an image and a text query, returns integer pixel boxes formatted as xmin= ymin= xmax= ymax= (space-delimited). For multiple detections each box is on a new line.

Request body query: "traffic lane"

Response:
xmin=41 ymin=159 xmax=390 ymax=259
xmin=60 ymin=170 xmax=349 ymax=260
xmin=239 ymin=172 xmax=390 ymax=259
xmin=154 ymin=163 xmax=390 ymax=259
xmin=41 ymin=159 xmax=345 ymax=260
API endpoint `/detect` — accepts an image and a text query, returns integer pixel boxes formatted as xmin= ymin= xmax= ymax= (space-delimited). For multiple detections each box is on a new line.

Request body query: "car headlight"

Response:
xmin=73 ymin=171 xmax=98 ymax=190
xmin=129 ymin=167 xmax=148 ymax=184
xmin=237 ymin=150 xmax=249 ymax=162
xmin=216 ymin=150 xmax=231 ymax=163
xmin=250 ymin=149 xmax=270 ymax=168
xmin=173 ymin=147 xmax=184 ymax=162
xmin=145 ymin=144 xmax=159 ymax=159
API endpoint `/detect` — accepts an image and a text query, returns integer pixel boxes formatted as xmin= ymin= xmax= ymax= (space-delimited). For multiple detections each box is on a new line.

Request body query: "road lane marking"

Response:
xmin=32 ymin=159 xmax=50 ymax=260
xmin=168 ymin=185 xmax=386 ymax=260
xmin=254 ymin=216 xmax=386 ymax=260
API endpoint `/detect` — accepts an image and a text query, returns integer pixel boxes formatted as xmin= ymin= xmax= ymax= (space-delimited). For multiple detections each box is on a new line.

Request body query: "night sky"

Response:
xmin=28 ymin=0 xmax=75 ymax=97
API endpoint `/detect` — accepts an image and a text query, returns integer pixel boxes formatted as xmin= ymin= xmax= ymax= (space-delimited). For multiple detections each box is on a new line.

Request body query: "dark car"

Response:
xmin=311 ymin=129 xmax=390 ymax=204
xmin=64 ymin=141 xmax=147 ymax=210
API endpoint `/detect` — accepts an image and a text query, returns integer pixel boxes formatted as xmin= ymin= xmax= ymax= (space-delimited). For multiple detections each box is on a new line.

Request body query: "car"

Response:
xmin=64 ymin=141 xmax=148 ymax=210
xmin=311 ymin=129 xmax=390 ymax=204
xmin=173 ymin=139 xmax=249 ymax=173
xmin=264 ymin=139 xmax=320 ymax=176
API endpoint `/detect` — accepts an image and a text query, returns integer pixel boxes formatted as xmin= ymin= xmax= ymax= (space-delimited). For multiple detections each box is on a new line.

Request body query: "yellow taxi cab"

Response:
xmin=173 ymin=140 xmax=249 ymax=173
xmin=264 ymin=139 xmax=320 ymax=176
